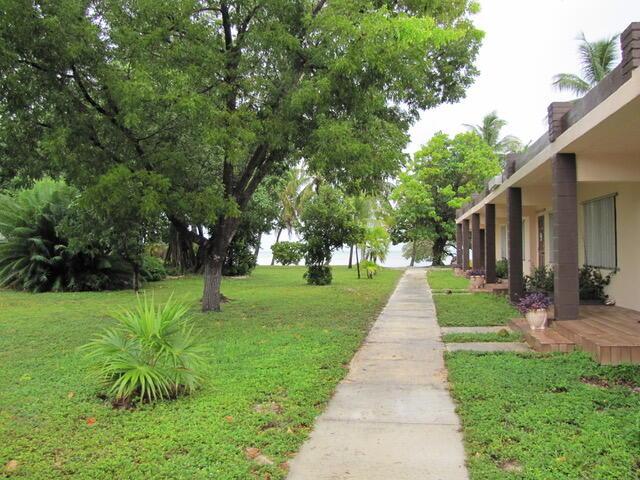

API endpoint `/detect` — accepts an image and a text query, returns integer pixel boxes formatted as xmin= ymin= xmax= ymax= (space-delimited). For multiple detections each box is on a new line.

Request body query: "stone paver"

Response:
xmin=446 ymin=342 xmax=530 ymax=352
xmin=287 ymin=268 xmax=468 ymax=480
xmin=440 ymin=326 xmax=513 ymax=334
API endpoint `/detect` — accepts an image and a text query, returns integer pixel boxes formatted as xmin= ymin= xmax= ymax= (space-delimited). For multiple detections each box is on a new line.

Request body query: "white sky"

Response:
xmin=407 ymin=0 xmax=640 ymax=154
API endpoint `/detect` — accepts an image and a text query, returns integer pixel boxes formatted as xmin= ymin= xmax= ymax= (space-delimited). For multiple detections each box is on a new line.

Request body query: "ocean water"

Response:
xmin=256 ymin=231 xmax=434 ymax=268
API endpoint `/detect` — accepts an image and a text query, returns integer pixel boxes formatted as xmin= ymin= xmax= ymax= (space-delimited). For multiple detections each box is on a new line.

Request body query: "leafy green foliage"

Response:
xmin=495 ymin=258 xmax=508 ymax=279
xmin=391 ymin=132 xmax=500 ymax=264
xmin=579 ymin=265 xmax=612 ymax=302
xmin=362 ymin=226 xmax=390 ymax=264
xmin=524 ymin=266 xmax=554 ymax=294
xmin=427 ymin=268 xmax=470 ymax=290
xmin=81 ymin=295 xmax=205 ymax=405
xmin=361 ymin=260 xmax=378 ymax=279
xmin=271 ymin=241 xmax=306 ymax=266
xmin=441 ymin=330 xmax=522 ymax=343
xmin=0 ymin=266 xmax=401 ymax=478
xmin=553 ymin=33 xmax=620 ymax=95
xmin=433 ymin=293 xmax=518 ymax=326
xmin=141 ymin=255 xmax=167 ymax=283
xmin=0 ymin=179 xmax=130 ymax=292
xmin=303 ymin=265 xmax=333 ymax=286
xmin=446 ymin=351 xmax=640 ymax=479
xmin=0 ymin=0 xmax=483 ymax=309
xmin=299 ymin=187 xmax=364 ymax=285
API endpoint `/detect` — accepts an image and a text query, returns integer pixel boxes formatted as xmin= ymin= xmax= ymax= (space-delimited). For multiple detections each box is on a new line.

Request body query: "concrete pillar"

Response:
xmin=462 ymin=219 xmax=470 ymax=270
xmin=471 ymin=213 xmax=481 ymax=270
xmin=455 ymin=223 xmax=463 ymax=268
xmin=508 ymin=188 xmax=524 ymax=302
xmin=553 ymin=153 xmax=579 ymax=320
xmin=485 ymin=204 xmax=497 ymax=283
xmin=479 ymin=229 xmax=486 ymax=271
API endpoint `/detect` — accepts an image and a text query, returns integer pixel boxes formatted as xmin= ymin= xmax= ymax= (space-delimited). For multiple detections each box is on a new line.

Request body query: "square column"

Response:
xmin=553 ymin=153 xmax=579 ymax=320
xmin=455 ymin=223 xmax=463 ymax=267
xmin=471 ymin=213 xmax=481 ymax=270
xmin=462 ymin=219 xmax=470 ymax=270
xmin=508 ymin=187 xmax=524 ymax=302
xmin=485 ymin=204 xmax=497 ymax=283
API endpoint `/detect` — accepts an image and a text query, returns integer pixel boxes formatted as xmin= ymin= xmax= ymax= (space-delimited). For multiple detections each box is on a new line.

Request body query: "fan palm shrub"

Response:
xmin=0 ymin=179 xmax=134 ymax=292
xmin=81 ymin=295 xmax=206 ymax=406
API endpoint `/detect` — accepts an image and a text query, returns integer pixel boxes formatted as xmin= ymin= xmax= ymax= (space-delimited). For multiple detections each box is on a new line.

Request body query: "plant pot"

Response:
xmin=525 ymin=308 xmax=548 ymax=330
xmin=470 ymin=275 xmax=485 ymax=289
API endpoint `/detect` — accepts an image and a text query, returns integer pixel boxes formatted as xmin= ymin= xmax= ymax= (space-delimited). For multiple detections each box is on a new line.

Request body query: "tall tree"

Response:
xmin=464 ymin=111 xmax=523 ymax=156
xmin=553 ymin=33 xmax=619 ymax=96
xmin=0 ymin=0 xmax=482 ymax=311
xmin=392 ymin=131 xmax=499 ymax=265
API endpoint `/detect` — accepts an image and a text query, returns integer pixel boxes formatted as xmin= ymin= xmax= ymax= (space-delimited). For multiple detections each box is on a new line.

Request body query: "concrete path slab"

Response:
xmin=446 ymin=342 xmax=530 ymax=352
xmin=287 ymin=268 xmax=468 ymax=480
xmin=440 ymin=326 xmax=513 ymax=334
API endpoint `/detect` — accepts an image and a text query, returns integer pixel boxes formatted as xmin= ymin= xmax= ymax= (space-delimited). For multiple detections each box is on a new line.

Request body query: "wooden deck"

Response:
xmin=509 ymin=305 xmax=640 ymax=364
xmin=471 ymin=282 xmax=509 ymax=295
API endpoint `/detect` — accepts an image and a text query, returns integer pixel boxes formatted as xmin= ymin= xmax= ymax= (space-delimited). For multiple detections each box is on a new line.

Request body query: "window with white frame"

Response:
xmin=500 ymin=225 xmax=508 ymax=259
xmin=548 ymin=213 xmax=555 ymax=264
xmin=583 ymin=195 xmax=617 ymax=269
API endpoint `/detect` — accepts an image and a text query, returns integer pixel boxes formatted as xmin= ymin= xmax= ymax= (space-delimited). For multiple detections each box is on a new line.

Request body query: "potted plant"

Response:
xmin=517 ymin=292 xmax=552 ymax=330
xmin=467 ymin=268 xmax=485 ymax=289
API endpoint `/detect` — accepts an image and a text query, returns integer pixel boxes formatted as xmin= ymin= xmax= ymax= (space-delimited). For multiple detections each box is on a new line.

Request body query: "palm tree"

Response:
xmin=464 ymin=111 xmax=523 ymax=156
xmin=553 ymin=33 xmax=619 ymax=96
xmin=270 ymin=167 xmax=313 ymax=265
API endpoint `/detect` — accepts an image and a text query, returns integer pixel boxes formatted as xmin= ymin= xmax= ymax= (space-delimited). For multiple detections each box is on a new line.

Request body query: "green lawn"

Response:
xmin=441 ymin=331 xmax=522 ymax=343
xmin=0 ymin=266 xmax=402 ymax=479
xmin=427 ymin=268 xmax=470 ymax=291
xmin=446 ymin=351 xmax=640 ymax=479
xmin=434 ymin=293 xmax=519 ymax=327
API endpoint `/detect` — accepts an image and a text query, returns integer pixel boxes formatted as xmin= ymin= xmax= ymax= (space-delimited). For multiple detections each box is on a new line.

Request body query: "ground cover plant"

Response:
xmin=446 ymin=351 xmax=640 ymax=479
xmin=0 ymin=266 xmax=401 ymax=479
xmin=441 ymin=331 xmax=522 ymax=343
xmin=433 ymin=293 xmax=518 ymax=327
xmin=427 ymin=268 xmax=470 ymax=290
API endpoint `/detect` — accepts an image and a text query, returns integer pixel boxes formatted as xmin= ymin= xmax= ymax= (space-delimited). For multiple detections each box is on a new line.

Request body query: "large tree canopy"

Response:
xmin=0 ymin=0 xmax=483 ymax=310
xmin=391 ymin=131 xmax=499 ymax=265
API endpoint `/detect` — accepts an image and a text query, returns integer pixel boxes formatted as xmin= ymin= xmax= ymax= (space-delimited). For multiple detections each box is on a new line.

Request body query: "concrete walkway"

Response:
xmin=287 ymin=268 xmax=468 ymax=480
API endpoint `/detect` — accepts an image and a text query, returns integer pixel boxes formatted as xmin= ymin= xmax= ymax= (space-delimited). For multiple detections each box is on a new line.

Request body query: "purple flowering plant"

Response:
xmin=517 ymin=292 xmax=552 ymax=314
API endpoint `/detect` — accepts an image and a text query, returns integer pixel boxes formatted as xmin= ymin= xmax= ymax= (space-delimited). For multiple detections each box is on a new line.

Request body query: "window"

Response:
xmin=548 ymin=213 xmax=555 ymax=264
xmin=583 ymin=195 xmax=617 ymax=269
xmin=500 ymin=225 xmax=508 ymax=259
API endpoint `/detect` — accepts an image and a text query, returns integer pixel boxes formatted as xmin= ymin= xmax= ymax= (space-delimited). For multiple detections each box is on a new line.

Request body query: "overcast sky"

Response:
xmin=407 ymin=0 xmax=640 ymax=154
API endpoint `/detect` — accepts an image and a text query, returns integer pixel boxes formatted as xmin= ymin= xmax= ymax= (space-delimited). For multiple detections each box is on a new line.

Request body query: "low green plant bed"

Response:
xmin=434 ymin=293 xmax=518 ymax=327
xmin=442 ymin=331 xmax=522 ymax=343
xmin=0 ymin=266 xmax=401 ymax=479
xmin=446 ymin=351 xmax=640 ymax=479
xmin=427 ymin=268 xmax=470 ymax=290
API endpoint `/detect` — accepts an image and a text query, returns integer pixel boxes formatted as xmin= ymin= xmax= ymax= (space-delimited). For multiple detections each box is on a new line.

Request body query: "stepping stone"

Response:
xmin=445 ymin=342 xmax=530 ymax=352
xmin=440 ymin=326 xmax=512 ymax=334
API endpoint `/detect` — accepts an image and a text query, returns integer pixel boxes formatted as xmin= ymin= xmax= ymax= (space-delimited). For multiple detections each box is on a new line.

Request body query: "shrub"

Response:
xmin=222 ymin=233 xmax=257 ymax=276
xmin=0 ymin=179 xmax=131 ymax=292
xmin=579 ymin=265 xmax=612 ymax=302
xmin=361 ymin=260 xmax=378 ymax=279
xmin=524 ymin=266 xmax=554 ymax=293
xmin=517 ymin=292 xmax=552 ymax=314
xmin=271 ymin=241 xmax=306 ymax=266
xmin=141 ymin=255 xmax=167 ymax=282
xmin=496 ymin=258 xmax=508 ymax=279
xmin=304 ymin=265 xmax=332 ymax=285
xmin=81 ymin=295 xmax=206 ymax=406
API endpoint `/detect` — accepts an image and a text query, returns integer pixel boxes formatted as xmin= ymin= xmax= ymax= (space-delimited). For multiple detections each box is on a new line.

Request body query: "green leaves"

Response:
xmin=81 ymin=294 xmax=206 ymax=405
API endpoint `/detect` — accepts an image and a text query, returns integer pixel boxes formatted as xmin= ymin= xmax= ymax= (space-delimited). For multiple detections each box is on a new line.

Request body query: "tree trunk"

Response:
xmin=132 ymin=263 xmax=140 ymax=292
xmin=165 ymin=223 xmax=197 ymax=273
xmin=254 ymin=233 xmax=262 ymax=264
xmin=348 ymin=244 xmax=354 ymax=268
xmin=355 ymin=245 xmax=361 ymax=279
xmin=432 ymin=236 xmax=447 ymax=266
xmin=410 ymin=241 xmax=416 ymax=267
xmin=270 ymin=227 xmax=283 ymax=265
xmin=202 ymin=218 xmax=240 ymax=312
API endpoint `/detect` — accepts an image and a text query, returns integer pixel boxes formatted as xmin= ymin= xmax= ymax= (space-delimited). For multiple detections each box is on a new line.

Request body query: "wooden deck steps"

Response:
xmin=509 ymin=319 xmax=576 ymax=353
xmin=471 ymin=283 xmax=509 ymax=295
xmin=509 ymin=305 xmax=640 ymax=364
